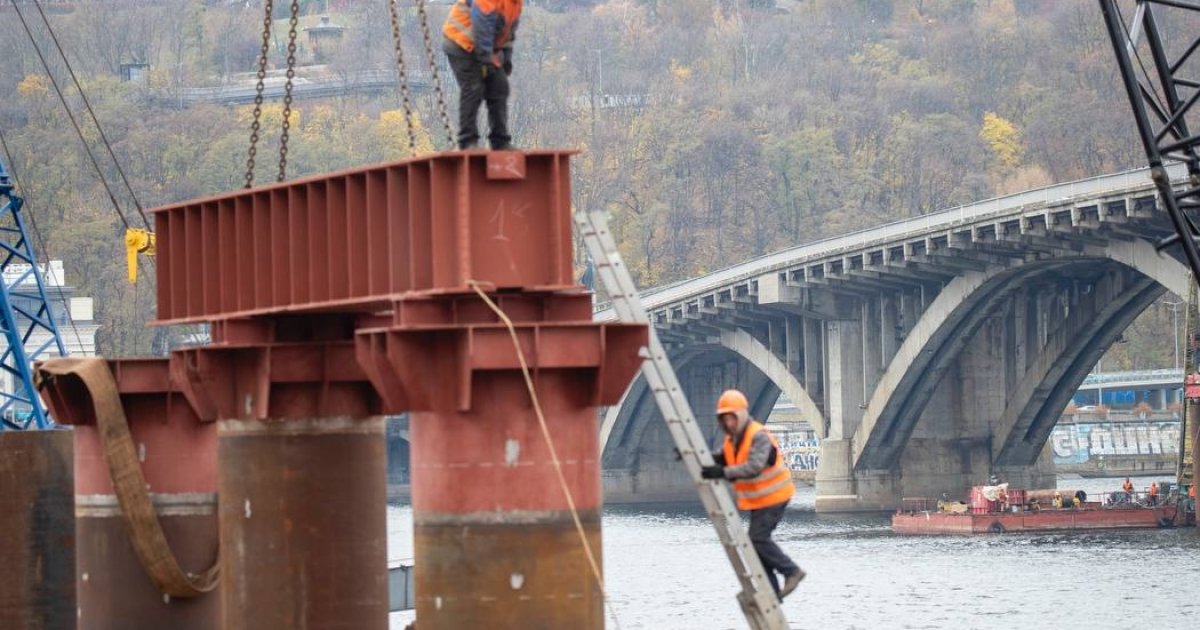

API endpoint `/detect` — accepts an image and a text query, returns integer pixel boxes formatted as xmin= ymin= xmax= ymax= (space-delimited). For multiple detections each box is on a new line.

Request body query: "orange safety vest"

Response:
xmin=722 ymin=421 xmax=795 ymax=511
xmin=1190 ymin=485 xmax=1195 ymax=498
xmin=1150 ymin=484 xmax=1158 ymax=497
xmin=443 ymin=0 xmax=521 ymax=55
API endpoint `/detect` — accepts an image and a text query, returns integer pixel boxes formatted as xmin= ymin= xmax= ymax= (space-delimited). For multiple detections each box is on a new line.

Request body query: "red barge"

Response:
xmin=892 ymin=485 xmax=1194 ymax=535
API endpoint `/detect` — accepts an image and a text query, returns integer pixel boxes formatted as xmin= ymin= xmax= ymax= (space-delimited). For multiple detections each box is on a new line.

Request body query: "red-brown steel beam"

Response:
xmin=152 ymin=151 xmax=576 ymax=324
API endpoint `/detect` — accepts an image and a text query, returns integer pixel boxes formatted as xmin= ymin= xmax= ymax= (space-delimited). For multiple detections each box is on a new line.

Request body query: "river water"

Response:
xmin=388 ymin=476 xmax=1199 ymax=629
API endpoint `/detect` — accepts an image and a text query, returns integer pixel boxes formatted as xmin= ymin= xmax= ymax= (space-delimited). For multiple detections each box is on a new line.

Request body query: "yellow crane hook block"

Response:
xmin=124 ymin=228 xmax=155 ymax=284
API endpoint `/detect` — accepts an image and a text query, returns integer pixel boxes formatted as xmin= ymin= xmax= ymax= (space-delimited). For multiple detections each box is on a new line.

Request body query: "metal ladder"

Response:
xmin=576 ymin=210 xmax=789 ymax=630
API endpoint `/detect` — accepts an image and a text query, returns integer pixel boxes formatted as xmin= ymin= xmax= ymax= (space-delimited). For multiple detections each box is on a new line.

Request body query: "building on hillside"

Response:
xmin=0 ymin=260 xmax=98 ymax=423
xmin=304 ymin=15 xmax=345 ymax=62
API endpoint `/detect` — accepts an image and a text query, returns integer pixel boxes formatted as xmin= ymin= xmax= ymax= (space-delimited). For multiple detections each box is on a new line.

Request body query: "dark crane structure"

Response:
xmin=1099 ymin=0 xmax=1200 ymax=492
xmin=0 ymin=157 xmax=67 ymax=430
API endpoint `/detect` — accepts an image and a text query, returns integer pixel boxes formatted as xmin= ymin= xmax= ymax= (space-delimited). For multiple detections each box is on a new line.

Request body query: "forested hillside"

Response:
xmin=0 ymin=0 xmax=1185 ymax=368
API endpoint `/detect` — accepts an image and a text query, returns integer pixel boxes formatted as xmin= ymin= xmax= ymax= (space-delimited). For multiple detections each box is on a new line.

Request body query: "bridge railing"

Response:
xmin=153 ymin=68 xmax=434 ymax=106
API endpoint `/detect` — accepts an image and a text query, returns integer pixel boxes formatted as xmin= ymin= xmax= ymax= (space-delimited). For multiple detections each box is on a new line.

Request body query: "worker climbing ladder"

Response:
xmin=576 ymin=210 xmax=789 ymax=630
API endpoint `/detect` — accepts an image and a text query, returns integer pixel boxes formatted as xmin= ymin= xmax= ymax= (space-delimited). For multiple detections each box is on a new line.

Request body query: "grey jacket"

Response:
xmin=722 ymin=426 xmax=775 ymax=480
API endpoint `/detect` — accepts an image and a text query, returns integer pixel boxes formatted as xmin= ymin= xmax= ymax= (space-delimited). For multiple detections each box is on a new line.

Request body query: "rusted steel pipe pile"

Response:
xmin=35 ymin=150 xmax=645 ymax=629
xmin=0 ymin=430 xmax=74 ymax=629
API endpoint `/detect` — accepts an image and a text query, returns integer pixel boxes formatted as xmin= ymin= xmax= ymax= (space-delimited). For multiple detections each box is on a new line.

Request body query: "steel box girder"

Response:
xmin=153 ymin=151 xmax=577 ymax=324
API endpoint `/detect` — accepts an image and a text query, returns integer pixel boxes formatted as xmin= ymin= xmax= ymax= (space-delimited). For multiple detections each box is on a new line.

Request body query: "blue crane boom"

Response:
xmin=0 ymin=157 xmax=68 ymax=430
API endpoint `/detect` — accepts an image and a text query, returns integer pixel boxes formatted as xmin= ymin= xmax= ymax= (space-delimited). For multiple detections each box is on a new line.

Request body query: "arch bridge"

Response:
xmin=597 ymin=165 xmax=1190 ymax=512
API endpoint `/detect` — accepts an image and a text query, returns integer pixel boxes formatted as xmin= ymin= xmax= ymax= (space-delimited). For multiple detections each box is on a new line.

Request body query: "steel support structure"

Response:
xmin=1100 ymin=0 xmax=1200 ymax=495
xmin=34 ymin=151 xmax=645 ymax=628
xmin=0 ymin=158 xmax=66 ymax=430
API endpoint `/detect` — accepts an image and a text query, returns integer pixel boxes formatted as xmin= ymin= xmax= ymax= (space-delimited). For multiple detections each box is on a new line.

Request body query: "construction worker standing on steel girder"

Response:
xmin=442 ymin=0 xmax=521 ymax=150
xmin=701 ymin=389 xmax=806 ymax=600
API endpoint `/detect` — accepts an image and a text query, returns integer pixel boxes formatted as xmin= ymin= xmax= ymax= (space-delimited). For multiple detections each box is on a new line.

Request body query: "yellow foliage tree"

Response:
xmin=980 ymin=112 xmax=1023 ymax=169
xmin=377 ymin=109 xmax=435 ymax=158
xmin=17 ymin=74 xmax=49 ymax=97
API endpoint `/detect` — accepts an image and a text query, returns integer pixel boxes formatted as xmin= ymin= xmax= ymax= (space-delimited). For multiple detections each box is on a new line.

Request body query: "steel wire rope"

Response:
xmin=11 ymin=1 xmax=132 ymax=232
xmin=0 ymin=129 xmax=89 ymax=357
xmin=245 ymin=0 xmax=276 ymax=188
xmin=30 ymin=0 xmax=151 ymax=230
xmin=388 ymin=0 xmax=420 ymax=156
xmin=1114 ymin=1 xmax=1176 ymax=135
xmin=467 ymin=280 xmax=623 ymax=630
xmin=412 ymin=0 xmax=457 ymax=147
xmin=277 ymin=0 xmax=300 ymax=182
xmin=12 ymin=0 xmax=154 ymax=343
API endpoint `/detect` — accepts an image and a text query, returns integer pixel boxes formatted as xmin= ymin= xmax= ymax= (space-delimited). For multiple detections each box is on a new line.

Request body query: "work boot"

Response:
xmin=491 ymin=142 xmax=518 ymax=151
xmin=780 ymin=569 xmax=805 ymax=598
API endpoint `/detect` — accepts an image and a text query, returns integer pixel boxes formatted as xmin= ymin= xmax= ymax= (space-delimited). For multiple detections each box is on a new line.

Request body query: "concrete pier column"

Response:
xmin=824 ymin=319 xmax=864 ymax=439
xmin=816 ymin=317 xmax=879 ymax=511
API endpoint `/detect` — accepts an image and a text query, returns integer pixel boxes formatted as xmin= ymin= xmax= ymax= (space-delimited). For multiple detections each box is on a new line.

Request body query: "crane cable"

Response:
xmin=28 ymin=0 xmax=151 ymax=230
xmin=14 ymin=0 xmax=157 ymax=277
xmin=13 ymin=0 xmax=153 ymax=354
xmin=245 ymin=0 xmax=302 ymax=187
xmin=1112 ymin=1 xmax=1174 ymax=138
xmin=388 ymin=0 xmax=420 ymax=156
xmin=413 ymin=0 xmax=457 ymax=147
xmin=10 ymin=0 xmax=134 ymax=232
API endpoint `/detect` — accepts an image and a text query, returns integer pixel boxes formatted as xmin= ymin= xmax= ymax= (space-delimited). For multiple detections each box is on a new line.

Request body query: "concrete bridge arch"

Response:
xmin=596 ymin=170 xmax=1191 ymax=510
xmin=822 ymin=241 xmax=1187 ymax=510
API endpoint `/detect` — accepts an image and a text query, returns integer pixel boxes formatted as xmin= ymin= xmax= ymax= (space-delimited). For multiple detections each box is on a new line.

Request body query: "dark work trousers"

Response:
xmin=748 ymin=500 xmax=800 ymax=596
xmin=443 ymin=40 xmax=511 ymax=149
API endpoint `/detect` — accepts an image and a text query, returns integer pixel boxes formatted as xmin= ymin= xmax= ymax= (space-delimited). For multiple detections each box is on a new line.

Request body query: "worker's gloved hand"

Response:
xmin=501 ymin=48 xmax=513 ymax=76
xmin=700 ymin=465 xmax=725 ymax=480
xmin=503 ymin=59 xmax=513 ymax=76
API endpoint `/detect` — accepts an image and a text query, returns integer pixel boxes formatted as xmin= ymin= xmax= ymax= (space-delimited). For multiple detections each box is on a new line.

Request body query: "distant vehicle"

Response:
xmin=1076 ymin=405 xmax=1097 ymax=412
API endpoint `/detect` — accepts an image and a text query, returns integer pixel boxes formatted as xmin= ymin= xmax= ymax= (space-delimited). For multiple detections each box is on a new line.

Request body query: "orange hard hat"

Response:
xmin=716 ymin=389 xmax=749 ymax=416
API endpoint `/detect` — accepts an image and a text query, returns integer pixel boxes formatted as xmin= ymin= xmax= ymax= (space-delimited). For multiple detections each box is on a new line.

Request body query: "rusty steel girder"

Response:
xmin=355 ymin=291 xmax=645 ymax=413
xmin=30 ymin=150 xmax=646 ymax=630
xmin=153 ymin=151 xmax=576 ymax=324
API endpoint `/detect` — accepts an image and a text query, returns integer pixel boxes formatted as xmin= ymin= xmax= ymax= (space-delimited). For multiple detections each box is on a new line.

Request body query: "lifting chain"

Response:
xmin=278 ymin=0 xmax=300 ymax=182
xmin=414 ymin=0 xmax=456 ymax=147
xmin=388 ymin=0 xmax=419 ymax=156
xmin=245 ymin=0 xmax=275 ymax=189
